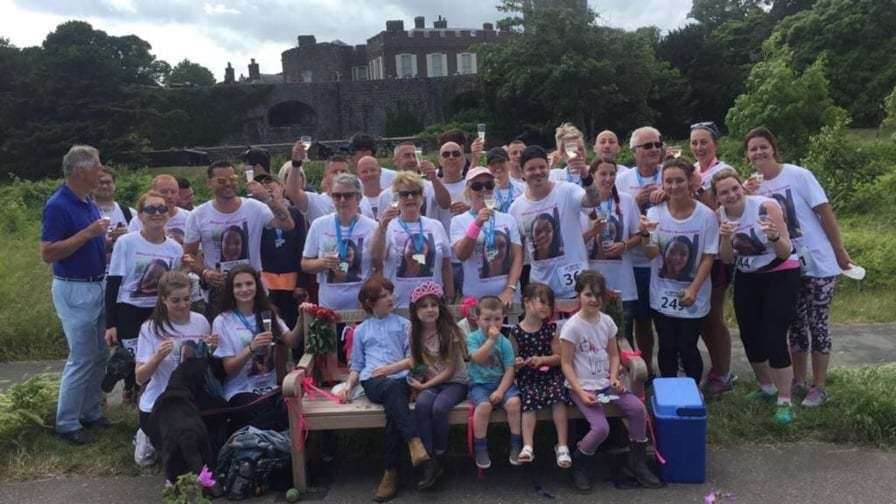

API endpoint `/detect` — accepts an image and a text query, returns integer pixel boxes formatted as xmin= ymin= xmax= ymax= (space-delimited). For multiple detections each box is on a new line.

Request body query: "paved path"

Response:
xmin=1 ymin=441 xmax=894 ymax=503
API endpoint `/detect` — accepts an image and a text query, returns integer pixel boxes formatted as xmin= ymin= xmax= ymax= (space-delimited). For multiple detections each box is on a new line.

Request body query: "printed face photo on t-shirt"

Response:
xmin=219 ymin=223 xmax=249 ymax=262
xmin=133 ymin=258 xmax=171 ymax=298
xmin=771 ymin=190 xmax=802 ymax=239
xmin=732 ymin=227 xmax=766 ymax=256
xmin=327 ymin=237 xmax=364 ymax=284
xmin=248 ymin=346 xmax=274 ymax=376
xmin=590 ymin=213 xmax=623 ymax=261
xmin=527 ymin=208 xmax=564 ymax=261
xmin=480 ymin=229 xmax=512 ymax=279
xmin=166 ymin=227 xmax=185 ymax=245
xmin=659 ymin=234 xmax=699 ymax=282
xmin=398 ymin=233 xmax=435 ymax=278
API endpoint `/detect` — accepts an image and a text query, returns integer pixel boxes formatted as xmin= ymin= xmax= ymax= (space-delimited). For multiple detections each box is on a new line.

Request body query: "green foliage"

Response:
xmin=165 ymin=59 xmax=216 ymax=87
xmin=383 ymin=101 xmax=424 ymax=138
xmin=725 ymin=52 xmax=845 ymax=160
xmin=687 ymin=0 xmax=767 ymax=29
xmin=162 ymin=473 xmax=212 ymax=504
xmin=838 ymin=215 xmax=896 ymax=291
xmin=0 ymin=374 xmax=59 ymax=448
xmin=765 ymin=0 xmax=896 ymax=126
xmin=882 ymin=85 xmax=896 ymax=133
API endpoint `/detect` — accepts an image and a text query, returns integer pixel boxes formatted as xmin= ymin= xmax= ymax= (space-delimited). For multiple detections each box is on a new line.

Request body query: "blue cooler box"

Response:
xmin=651 ymin=377 xmax=706 ymax=483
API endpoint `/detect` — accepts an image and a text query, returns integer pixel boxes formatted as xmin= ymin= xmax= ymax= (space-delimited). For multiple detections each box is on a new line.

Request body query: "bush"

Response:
xmin=0 ymin=374 xmax=59 ymax=448
xmin=882 ymin=85 xmax=896 ymax=137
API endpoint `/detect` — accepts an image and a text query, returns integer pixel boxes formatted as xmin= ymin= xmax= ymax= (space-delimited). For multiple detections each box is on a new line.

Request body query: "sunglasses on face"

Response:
xmin=469 ymin=180 xmax=495 ymax=192
xmin=330 ymin=192 xmax=358 ymax=201
xmin=398 ymin=190 xmax=422 ymax=199
xmin=441 ymin=150 xmax=463 ymax=158
xmin=637 ymin=142 xmax=663 ymax=150
xmin=142 ymin=205 xmax=169 ymax=215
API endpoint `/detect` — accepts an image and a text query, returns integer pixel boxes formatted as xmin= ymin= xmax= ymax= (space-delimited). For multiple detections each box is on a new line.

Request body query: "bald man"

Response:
xmin=594 ymin=130 xmax=631 ymax=174
xmin=127 ymin=174 xmax=190 ymax=244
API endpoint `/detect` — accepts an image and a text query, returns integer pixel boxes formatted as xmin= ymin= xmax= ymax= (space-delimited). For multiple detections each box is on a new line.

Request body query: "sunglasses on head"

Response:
xmin=690 ymin=121 xmax=717 ymax=131
xmin=398 ymin=190 xmax=422 ymax=199
xmin=330 ymin=192 xmax=358 ymax=200
xmin=441 ymin=150 xmax=463 ymax=158
xmin=469 ymin=180 xmax=495 ymax=192
xmin=637 ymin=141 xmax=663 ymax=150
xmin=142 ymin=205 xmax=169 ymax=215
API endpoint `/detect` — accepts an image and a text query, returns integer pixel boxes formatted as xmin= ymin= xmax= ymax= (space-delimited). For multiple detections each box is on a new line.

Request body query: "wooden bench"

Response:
xmin=283 ymin=301 xmax=647 ymax=491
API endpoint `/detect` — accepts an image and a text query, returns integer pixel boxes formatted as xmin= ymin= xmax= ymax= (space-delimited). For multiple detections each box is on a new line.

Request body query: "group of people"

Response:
xmin=41 ymin=121 xmax=852 ymax=495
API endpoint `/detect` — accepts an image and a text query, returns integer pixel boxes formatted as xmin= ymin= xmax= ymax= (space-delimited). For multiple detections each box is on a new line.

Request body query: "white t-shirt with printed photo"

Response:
xmin=213 ymin=311 xmax=289 ymax=400
xmin=127 ymin=208 xmax=191 ymax=244
xmin=508 ymin=181 xmax=589 ymax=299
xmin=615 ymin=165 xmax=662 ymax=267
xmin=382 ymin=216 xmax=451 ymax=307
xmin=136 ymin=312 xmax=210 ymax=413
xmin=450 ymin=210 xmax=522 ymax=299
xmin=579 ymin=192 xmax=640 ymax=301
xmin=360 ymin=194 xmax=381 ymax=220
xmin=432 ymin=178 xmax=468 ymax=240
xmin=549 ymin=165 xmax=582 ymax=185
xmin=302 ymin=213 xmax=378 ymax=310
xmin=755 ymin=164 xmax=840 ymax=278
xmin=720 ymin=195 xmax=798 ymax=273
xmin=108 ymin=232 xmax=183 ymax=308
xmin=696 ymin=159 xmax=733 ymax=191
xmin=185 ymin=197 xmax=274 ymax=272
xmin=646 ymin=201 xmax=719 ymax=319
xmin=378 ymin=180 xmax=441 ymax=223
xmin=559 ymin=311 xmax=615 ymax=391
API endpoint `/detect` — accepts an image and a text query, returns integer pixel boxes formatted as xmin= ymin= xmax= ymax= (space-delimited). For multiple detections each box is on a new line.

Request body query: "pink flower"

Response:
xmin=198 ymin=465 xmax=216 ymax=488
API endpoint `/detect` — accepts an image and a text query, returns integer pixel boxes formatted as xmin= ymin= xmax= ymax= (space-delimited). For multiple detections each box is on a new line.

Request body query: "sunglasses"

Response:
xmin=637 ymin=142 xmax=663 ymax=150
xmin=142 ymin=205 xmax=169 ymax=215
xmin=469 ymin=180 xmax=495 ymax=192
xmin=441 ymin=150 xmax=463 ymax=158
xmin=398 ymin=190 xmax=422 ymax=199
xmin=330 ymin=192 xmax=358 ymax=200
xmin=690 ymin=121 xmax=717 ymax=131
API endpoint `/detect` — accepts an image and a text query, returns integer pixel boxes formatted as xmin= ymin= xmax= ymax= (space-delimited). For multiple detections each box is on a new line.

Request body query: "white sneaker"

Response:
xmin=133 ymin=428 xmax=157 ymax=467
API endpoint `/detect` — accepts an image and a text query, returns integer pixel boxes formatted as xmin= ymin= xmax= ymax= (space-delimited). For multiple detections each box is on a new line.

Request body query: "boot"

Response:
xmin=569 ymin=447 xmax=593 ymax=492
xmin=626 ymin=440 xmax=664 ymax=488
xmin=408 ymin=437 xmax=442 ymax=491
xmin=373 ymin=469 xmax=399 ymax=502
xmin=609 ymin=449 xmax=639 ymax=490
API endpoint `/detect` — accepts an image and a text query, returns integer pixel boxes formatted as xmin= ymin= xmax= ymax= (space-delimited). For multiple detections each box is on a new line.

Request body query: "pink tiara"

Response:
xmin=410 ymin=281 xmax=444 ymax=304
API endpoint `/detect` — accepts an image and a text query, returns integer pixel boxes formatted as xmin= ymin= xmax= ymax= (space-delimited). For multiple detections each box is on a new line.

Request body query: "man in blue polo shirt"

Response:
xmin=41 ymin=145 xmax=111 ymax=445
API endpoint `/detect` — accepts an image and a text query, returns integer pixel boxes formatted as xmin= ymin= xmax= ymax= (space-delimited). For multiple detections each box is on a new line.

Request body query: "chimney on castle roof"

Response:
xmin=224 ymin=62 xmax=235 ymax=84
xmin=298 ymin=35 xmax=316 ymax=47
xmin=483 ymin=22 xmax=494 ymax=30
xmin=433 ymin=15 xmax=447 ymax=29
xmin=386 ymin=20 xmax=404 ymax=32
xmin=414 ymin=16 xmax=425 ymax=29
xmin=248 ymin=58 xmax=260 ymax=81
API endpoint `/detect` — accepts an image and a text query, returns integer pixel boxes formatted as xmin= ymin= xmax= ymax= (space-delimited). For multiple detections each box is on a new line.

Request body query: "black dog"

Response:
xmin=146 ymin=342 xmax=229 ymax=486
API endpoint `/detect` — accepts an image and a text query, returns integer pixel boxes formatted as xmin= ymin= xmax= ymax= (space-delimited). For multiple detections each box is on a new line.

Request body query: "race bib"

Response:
xmin=657 ymin=288 xmax=688 ymax=315
xmin=556 ymin=262 xmax=585 ymax=290
xmin=121 ymin=338 xmax=139 ymax=358
xmin=248 ymin=373 xmax=275 ymax=395
xmin=219 ymin=259 xmax=250 ymax=274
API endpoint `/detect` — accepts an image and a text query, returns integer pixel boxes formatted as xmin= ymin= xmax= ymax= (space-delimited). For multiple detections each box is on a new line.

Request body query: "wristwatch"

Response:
xmin=506 ymin=284 xmax=518 ymax=291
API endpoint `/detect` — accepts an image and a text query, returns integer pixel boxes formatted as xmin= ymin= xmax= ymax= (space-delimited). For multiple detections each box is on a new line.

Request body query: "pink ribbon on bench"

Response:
xmin=301 ymin=376 xmax=343 ymax=404
xmin=284 ymin=396 xmax=309 ymax=452
xmin=620 ymin=349 xmax=642 ymax=366
xmin=341 ymin=324 xmax=355 ymax=363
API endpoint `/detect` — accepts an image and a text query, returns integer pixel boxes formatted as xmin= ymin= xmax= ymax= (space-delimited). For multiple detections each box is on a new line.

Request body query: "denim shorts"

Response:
xmin=469 ymin=382 xmax=519 ymax=407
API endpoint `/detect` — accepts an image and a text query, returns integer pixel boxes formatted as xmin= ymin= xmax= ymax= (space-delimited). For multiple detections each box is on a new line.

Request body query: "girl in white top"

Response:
xmin=640 ymin=159 xmax=719 ymax=383
xmin=134 ymin=271 xmax=216 ymax=453
xmin=107 ymin=191 xmax=183 ymax=368
xmin=372 ymin=171 xmax=454 ymax=307
xmin=580 ymin=159 xmax=641 ymax=311
xmin=742 ymin=127 xmax=853 ymax=408
xmin=302 ymin=173 xmax=378 ymax=310
xmin=450 ymin=167 xmax=523 ymax=305
xmin=559 ymin=271 xmax=661 ymax=491
xmin=213 ymin=264 xmax=298 ymax=430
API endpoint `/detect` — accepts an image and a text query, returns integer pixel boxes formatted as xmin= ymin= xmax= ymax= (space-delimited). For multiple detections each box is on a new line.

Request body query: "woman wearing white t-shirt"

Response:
xmin=134 ymin=271 xmax=215 ymax=463
xmin=302 ymin=173 xmax=378 ymax=310
xmin=690 ymin=121 xmax=736 ymax=395
xmin=640 ymin=159 xmax=719 ymax=383
xmin=213 ymin=264 xmax=298 ymax=430
xmin=580 ymin=159 xmax=641 ymax=339
xmin=742 ymin=127 xmax=853 ymax=408
xmin=713 ymin=168 xmax=801 ymax=424
xmin=106 ymin=192 xmax=183 ymax=399
xmin=372 ymin=171 xmax=454 ymax=307
xmin=450 ymin=167 xmax=523 ymax=305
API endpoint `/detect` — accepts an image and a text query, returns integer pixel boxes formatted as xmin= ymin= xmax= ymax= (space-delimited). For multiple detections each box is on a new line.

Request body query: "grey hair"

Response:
xmin=629 ymin=126 xmax=661 ymax=149
xmin=331 ymin=172 xmax=362 ymax=193
xmin=62 ymin=145 xmax=100 ymax=177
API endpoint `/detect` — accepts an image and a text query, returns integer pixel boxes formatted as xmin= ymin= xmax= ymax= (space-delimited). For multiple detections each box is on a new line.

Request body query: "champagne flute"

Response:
xmin=300 ymin=135 xmax=312 ymax=161
xmin=414 ymin=146 xmax=423 ymax=167
xmin=244 ymin=167 xmax=255 ymax=183
xmin=391 ymin=191 xmax=400 ymax=209
xmin=564 ymin=142 xmax=578 ymax=160
xmin=261 ymin=310 xmax=274 ymax=346
xmin=477 ymin=123 xmax=486 ymax=143
xmin=669 ymin=145 xmax=682 ymax=159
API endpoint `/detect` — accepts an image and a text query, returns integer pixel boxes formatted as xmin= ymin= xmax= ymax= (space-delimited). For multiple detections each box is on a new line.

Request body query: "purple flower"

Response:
xmin=198 ymin=465 xmax=216 ymax=488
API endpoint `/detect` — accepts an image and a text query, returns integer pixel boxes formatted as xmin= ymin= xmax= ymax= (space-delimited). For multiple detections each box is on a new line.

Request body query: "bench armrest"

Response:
xmin=283 ymin=367 xmax=306 ymax=398
xmin=617 ymin=336 xmax=648 ymax=396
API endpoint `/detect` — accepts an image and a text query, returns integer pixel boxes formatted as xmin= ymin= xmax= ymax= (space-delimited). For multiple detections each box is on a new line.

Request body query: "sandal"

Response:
xmin=555 ymin=445 xmax=572 ymax=468
xmin=517 ymin=445 xmax=534 ymax=463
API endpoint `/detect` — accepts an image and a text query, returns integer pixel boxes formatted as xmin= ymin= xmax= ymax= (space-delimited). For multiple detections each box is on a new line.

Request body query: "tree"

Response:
xmin=165 ymin=59 xmax=216 ymax=87
xmin=725 ymin=52 xmax=845 ymax=160
xmin=765 ymin=0 xmax=896 ymax=126
xmin=688 ymin=0 xmax=767 ymax=29
xmin=882 ymin=85 xmax=896 ymax=134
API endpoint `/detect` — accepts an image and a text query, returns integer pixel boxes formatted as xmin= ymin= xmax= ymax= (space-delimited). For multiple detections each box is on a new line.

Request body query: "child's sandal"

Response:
xmin=518 ymin=445 xmax=535 ymax=463
xmin=555 ymin=445 xmax=572 ymax=468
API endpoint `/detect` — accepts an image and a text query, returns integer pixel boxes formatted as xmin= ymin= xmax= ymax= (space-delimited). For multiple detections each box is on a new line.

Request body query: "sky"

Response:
xmin=0 ymin=0 xmax=694 ymax=81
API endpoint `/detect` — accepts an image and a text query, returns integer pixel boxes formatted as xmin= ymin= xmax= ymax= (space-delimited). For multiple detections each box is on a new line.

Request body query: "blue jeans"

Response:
xmin=52 ymin=279 xmax=107 ymax=433
xmin=414 ymin=382 xmax=468 ymax=454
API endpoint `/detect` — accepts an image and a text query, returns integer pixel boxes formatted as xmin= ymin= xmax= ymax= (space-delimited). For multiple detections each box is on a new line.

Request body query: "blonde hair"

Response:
xmin=709 ymin=168 xmax=743 ymax=196
xmin=151 ymin=174 xmax=178 ymax=189
xmin=137 ymin=191 xmax=166 ymax=212
xmin=391 ymin=170 xmax=425 ymax=193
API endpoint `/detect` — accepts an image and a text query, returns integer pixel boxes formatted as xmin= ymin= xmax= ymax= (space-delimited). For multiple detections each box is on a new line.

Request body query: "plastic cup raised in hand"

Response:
xmin=244 ymin=168 xmax=254 ymax=183
xmin=595 ymin=210 xmax=608 ymax=224
xmin=477 ymin=123 xmax=486 ymax=142
xmin=391 ymin=192 xmax=400 ymax=209
xmin=751 ymin=172 xmax=764 ymax=183
xmin=300 ymin=136 xmax=312 ymax=160
xmin=842 ymin=264 xmax=866 ymax=281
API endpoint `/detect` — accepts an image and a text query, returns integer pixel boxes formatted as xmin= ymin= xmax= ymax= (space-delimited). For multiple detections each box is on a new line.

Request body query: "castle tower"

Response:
xmin=224 ymin=62 xmax=235 ymax=84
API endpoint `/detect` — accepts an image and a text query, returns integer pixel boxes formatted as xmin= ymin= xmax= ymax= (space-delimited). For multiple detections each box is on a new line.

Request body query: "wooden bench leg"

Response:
xmin=286 ymin=369 xmax=308 ymax=492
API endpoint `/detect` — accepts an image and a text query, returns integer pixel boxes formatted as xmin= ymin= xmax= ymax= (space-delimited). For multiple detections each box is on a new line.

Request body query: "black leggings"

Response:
xmin=652 ymin=312 xmax=704 ymax=382
xmin=733 ymin=267 xmax=801 ymax=369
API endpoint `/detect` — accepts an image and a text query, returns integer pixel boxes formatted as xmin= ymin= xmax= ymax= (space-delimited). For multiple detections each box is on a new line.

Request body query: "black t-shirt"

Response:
xmin=260 ymin=206 xmax=305 ymax=274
